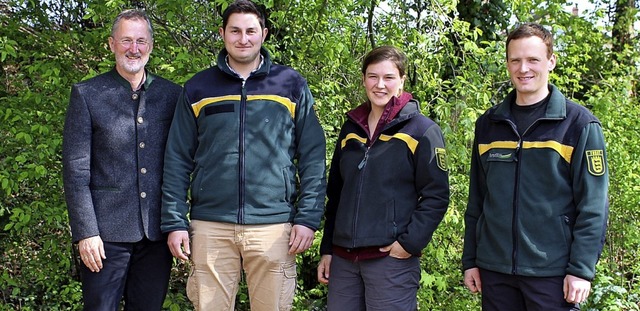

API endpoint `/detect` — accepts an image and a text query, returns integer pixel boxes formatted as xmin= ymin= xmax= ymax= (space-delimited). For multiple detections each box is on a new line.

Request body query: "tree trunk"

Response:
xmin=612 ymin=0 xmax=636 ymax=55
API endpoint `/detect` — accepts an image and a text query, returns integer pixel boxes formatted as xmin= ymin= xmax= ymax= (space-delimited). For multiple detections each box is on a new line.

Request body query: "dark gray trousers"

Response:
xmin=327 ymin=255 xmax=420 ymax=311
xmin=480 ymin=268 xmax=580 ymax=311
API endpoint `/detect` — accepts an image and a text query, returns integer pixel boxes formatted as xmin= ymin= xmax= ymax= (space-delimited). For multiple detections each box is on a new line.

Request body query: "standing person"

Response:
xmin=316 ymin=46 xmax=450 ymax=310
xmin=462 ymin=23 xmax=609 ymax=310
xmin=160 ymin=0 xmax=326 ymax=310
xmin=62 ymin=9 xmax=181 ymax=311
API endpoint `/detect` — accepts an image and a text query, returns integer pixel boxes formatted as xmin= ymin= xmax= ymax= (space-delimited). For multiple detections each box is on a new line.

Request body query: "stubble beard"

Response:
xmin=116 ymin=53 xmax=148 ymax=75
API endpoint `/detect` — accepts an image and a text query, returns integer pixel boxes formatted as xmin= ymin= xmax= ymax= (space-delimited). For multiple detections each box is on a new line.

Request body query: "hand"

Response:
xmin=379 ymin=241 xmax=411 ymax=259
xmin=288 ymin=224 xmax=315 ymax=254
xmin=167 ymin=230 xmax=190 ymax=261
xmin=78 ymin=236 xmax=106 ymax=273
xmin=317 ymin=254 xmax=332 ymax=285
xmin=464 ymin=268 xmax=482 ymax=293
xmin=564 ymin=274 xmax=591 ymax=304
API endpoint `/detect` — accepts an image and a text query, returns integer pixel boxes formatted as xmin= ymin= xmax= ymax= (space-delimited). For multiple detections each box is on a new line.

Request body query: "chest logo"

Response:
xmin=586 ymin=149 xmax=605 ymax=176
xmin=488 ymin=152 xmax=512 ymax=160
xmin=435 ymin=148 xmax=447 ymax=171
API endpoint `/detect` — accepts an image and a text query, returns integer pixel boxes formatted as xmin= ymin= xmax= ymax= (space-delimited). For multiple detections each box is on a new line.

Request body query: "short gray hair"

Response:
xmin=111 ymin=9 xmax=154 ymax=41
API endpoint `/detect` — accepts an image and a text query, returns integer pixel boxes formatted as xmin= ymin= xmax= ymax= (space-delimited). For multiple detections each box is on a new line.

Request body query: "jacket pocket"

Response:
xmin=475 ymin=213 xmax=494 ymax=250
xmin=282 ymin=167 xmax=292 ymax=203
xmin=559 ymin=214 xmax=574 ymax=251
xmin=386 ymin=199 xmax=397 ymax=238
xmin=475 ymin=213 xmax=486 ymax=244
xmin=204 ymin=104 xmax=234 ymax=115
xmin=191 ymin=166 xmax=203 ymax=204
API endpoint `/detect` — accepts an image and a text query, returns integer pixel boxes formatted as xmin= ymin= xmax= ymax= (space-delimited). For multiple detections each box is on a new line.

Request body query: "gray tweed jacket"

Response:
xmin=62 ymin=69 xmax=181 ymax=243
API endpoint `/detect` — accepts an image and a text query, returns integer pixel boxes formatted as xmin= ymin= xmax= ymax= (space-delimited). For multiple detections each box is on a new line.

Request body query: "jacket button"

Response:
xmin=140 ymin=192 xmax=146 ymax=198
xmin=140 ymin=168 xmax=147 ymax=174
xmin=137 ymin=116 xmax=144 ymax=124
xmin=139 ymin=142 xmax=145 ymax=149
xmin=132 ymin=93 xmax=139 ymax=100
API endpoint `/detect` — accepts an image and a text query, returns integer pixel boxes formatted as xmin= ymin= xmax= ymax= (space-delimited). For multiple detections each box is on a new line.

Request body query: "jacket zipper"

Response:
xmin=352 ymin=144 xmax=370 ymax=248
xmin=349 ymin=115 xmax=390 ymax=248
xmin=238 ymin=79 xmax=247 ymax=224
xmin=509 ymin=118 xmax=542 ymax=274
xmin=512 ymin=142 xmax=520 ymax=274
xmin=509 ymin=120 xmax=521 ymax=275
xmin=357 ymin=148 xmax=369 ymax=170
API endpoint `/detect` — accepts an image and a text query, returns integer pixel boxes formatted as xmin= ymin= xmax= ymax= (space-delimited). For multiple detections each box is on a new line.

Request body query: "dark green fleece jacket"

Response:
xmin=462 ymin=85 xmax=609 ymax=281
xmin=161 ymin=48 xmax=326 ymax=232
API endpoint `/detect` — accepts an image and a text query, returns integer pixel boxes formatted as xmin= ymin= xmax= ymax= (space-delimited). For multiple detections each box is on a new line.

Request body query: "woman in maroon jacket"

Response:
xmin=317 ymin=46 xmax=450 ymax=310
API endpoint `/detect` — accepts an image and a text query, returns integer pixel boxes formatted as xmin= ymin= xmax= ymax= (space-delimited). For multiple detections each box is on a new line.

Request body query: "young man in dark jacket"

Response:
xmin=462 ymin=23 xmax=609 ymax=310
xmin=160 ymin=1 xmax=326 ymax=310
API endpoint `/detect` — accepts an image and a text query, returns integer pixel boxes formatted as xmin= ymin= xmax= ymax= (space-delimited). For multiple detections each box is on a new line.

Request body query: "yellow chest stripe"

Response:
xmin=479 ymin=140 xmax=573 ymax=163
xmin=341 ymin=133 xmax=419 ymax=154
xmin=379 ymin=133 xmax=418 ymax=154
xmin=191 ymin=95 xmax=296 ymax=118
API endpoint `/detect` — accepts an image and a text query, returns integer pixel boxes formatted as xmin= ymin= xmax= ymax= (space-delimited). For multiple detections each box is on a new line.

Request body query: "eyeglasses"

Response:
xmin=114 ymin=38 xmax=150 ymax=49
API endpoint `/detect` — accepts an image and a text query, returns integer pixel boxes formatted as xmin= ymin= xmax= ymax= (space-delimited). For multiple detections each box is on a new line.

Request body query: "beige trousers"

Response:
xmin=187 ymin=220 xmax=296 ymax=311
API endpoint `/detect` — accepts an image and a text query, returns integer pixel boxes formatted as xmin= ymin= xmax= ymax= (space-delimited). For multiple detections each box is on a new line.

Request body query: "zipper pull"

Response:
xmin=358 ymin=150 xmax=369 ymax=170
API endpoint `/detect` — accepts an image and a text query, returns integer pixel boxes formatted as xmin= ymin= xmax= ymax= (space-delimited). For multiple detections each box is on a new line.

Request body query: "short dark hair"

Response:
xmin=361 ymin=46 xmax=408 ymax=77
xmin=506 ymin=23 xmax=553 ymax=59
xmin=111 ymin=9 xmax=154 ymax=41
xmin=222 ymin=0 xmax=266 ymax=30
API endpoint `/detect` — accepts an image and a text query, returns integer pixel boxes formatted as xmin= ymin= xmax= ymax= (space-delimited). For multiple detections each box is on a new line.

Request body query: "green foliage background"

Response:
xmin=1 ymin=0 xmax=638 ymax=310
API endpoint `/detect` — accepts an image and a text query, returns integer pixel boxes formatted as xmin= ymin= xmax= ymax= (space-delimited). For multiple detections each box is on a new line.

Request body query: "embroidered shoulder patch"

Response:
xmin=586 ymin=150 xmax=605 ymax=176
xmin=435 ymin=147 xmax=447 ymax=171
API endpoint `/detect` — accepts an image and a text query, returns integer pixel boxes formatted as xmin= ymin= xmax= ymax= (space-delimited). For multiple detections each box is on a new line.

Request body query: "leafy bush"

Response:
xmin=1 ymin=0 xmax=638 ymax=310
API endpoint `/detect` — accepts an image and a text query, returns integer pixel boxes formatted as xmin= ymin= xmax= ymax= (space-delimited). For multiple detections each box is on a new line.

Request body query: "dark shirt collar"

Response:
xmin=110 ymin=68 xmax=155 ymax=91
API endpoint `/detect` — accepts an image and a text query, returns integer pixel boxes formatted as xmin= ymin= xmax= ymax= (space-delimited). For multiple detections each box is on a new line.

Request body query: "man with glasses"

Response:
xmin=62 ymin=9 xmax=181 ymax=310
